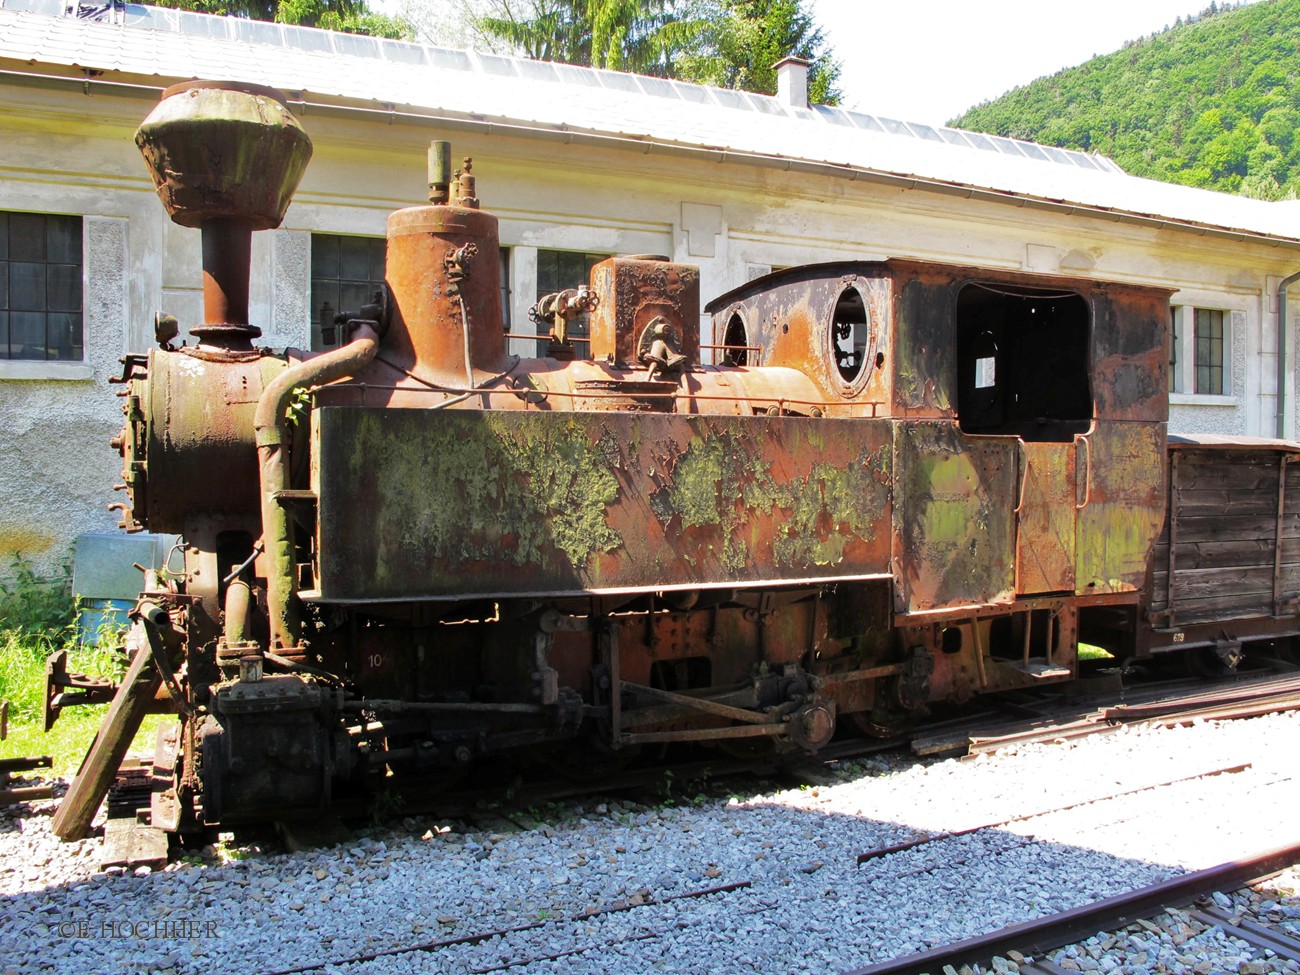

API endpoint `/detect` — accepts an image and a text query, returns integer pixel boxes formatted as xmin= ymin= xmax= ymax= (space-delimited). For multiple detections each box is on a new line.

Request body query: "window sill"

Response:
xmin=0 ymin=361 xmax=94 ymax=381
xmin=1170 ymin=393 xmax=1236 ymax=407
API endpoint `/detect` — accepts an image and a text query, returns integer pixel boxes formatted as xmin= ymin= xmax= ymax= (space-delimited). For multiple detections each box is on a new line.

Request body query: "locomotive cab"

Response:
xmin=708 ymin=259 xmax=1171 ymax=701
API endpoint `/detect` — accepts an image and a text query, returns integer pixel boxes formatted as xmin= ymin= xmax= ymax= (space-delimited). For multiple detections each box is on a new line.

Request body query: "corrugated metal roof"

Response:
xmin=2 ymin=0 xmax=1297 ymax=244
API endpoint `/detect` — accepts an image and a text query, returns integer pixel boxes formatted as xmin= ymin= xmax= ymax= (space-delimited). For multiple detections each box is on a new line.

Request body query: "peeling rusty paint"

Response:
xmin=895 ymin=422 xmax=1017 ymax=612
xmin=315 ymin=409 xmax=893 ymax=600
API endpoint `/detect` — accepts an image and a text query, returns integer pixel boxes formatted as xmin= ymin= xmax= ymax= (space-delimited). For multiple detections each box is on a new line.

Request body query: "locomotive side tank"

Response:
xmin=51 ymin=82 xmax=1185 ymax=838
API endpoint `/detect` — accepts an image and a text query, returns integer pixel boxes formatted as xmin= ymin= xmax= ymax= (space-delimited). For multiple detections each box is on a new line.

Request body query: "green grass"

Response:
xmin=1078 ymin=642 xmax=1116 ymax=661
xmin=0 ymin=554 xmax=157 ymax=777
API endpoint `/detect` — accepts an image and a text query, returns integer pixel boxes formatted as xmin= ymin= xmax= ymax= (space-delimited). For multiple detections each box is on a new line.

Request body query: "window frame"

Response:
xmin=308 ymin=232 xmax=388 ymax=351
xmin=533 ymin=248 xmax=610 ymax=359
xmin=0 ymin=210 xmax=85 ymax=366
xmin=1168 ymin=304 xmax=1235 ymax=405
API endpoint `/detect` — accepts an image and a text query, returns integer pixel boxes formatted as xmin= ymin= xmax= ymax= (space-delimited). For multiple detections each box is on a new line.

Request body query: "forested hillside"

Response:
xmin=951 ymin=1 xmax=1300 ymax=199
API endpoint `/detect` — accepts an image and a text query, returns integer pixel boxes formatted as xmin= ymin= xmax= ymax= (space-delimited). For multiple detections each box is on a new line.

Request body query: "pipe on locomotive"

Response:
xmin=253 ymin=322 xmax=380 ymax=650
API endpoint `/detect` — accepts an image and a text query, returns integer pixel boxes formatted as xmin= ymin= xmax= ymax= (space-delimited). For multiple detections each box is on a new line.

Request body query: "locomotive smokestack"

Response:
xmin=135 ymin=81 xmax=313 ymax=349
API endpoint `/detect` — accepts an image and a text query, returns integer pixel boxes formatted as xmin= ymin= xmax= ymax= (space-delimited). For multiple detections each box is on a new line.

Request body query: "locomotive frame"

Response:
xmin=45 ymin=81 xmax=1300 ymax=839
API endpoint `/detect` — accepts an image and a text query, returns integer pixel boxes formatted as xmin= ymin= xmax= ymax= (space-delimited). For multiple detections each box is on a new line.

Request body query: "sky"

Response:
xmin=815 ymin=0 xmax=1261 ymax=125
xmin=389 ymin=0 xmax=1261 ymax=127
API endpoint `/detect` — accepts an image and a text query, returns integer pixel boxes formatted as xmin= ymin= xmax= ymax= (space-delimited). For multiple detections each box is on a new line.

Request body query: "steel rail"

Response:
xmin=839 ymin=838 xmax=1300 ymax=975
xmin=855 ymin=762 xmax=1251 ymax=865
xmin=949 ymin=672 xmax=1300 ymax=758
xmin=254 ymin=880 xmax=751 ymax=975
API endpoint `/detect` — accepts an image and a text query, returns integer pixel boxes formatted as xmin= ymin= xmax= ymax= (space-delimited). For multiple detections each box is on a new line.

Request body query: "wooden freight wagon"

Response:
xmin=1145 ymin=435 xmax=1300 ymax=662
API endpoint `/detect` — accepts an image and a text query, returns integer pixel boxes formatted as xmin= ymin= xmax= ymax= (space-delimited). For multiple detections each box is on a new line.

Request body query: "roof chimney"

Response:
xmin=774 ymin=56 xmax=810 ymax=108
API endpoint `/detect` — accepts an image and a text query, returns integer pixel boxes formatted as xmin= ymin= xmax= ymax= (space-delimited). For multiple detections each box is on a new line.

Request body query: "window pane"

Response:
xmin=339 ymin=281 xmax=374 ymax=314
xmin=46 ymin=216 xmax=81 ymax=264
xmin=1 ymin=211 xmax=82 ymax=361
xmin=47 ymin=263 xmax=80 ymax=312
xmin=10 ymin=262 xmax=45 ymax=311
xmin=367 ymin=238 xmax=386 ymax=281
xmin=47 ymin=312 xmax=79 ymax=359
xmin=0 ymin=311 xmax=8 ymax=355
xmin=311 ymin=280 xmax=340 ymax=321
xmin=309 ymin=233 xmax=386 ymax=352
xmin=8 ymin=213 xmax=45 ymax=262
xmin=1193 ymin=307 xmax=1226 ymax=395
xmin=11 ymin=311 xmax=46 ymax=359
xmin=536 ymin=249 xmax=559 ymax=294
xmin=338 ymin=236 xmax=372 ymax=281
xmin=311 ymin=236 xmax=339 ymax=279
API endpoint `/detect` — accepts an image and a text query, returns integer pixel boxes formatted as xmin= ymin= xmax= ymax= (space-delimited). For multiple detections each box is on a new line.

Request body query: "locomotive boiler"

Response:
xmin=46 ymin=81 xmax=1300 ymax=840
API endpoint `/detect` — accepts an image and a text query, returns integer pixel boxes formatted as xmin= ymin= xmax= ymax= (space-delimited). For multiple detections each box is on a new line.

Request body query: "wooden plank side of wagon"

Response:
xmin=1157 ymin=440 xmax=1300 ymax=626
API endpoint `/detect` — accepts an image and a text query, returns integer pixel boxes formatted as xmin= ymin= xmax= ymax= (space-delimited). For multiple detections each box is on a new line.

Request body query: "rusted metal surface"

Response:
xmin=706 ymin=263 xmax=892 ymax=412
xmin=589 ymin=257 xmax=700 ymax=368
xmin=1074 ymin=420 xmax=1166 ymax=596
xmin=312 ymin=409 xmax=893 ymax=601
xmin=893 ymin=421 xmax=1017 ymax=613
xmin=1016 ymin=440 xmax=1078 ymax=595
xmin=384 ymin=203 xmax=509 ymax=386
xmin=122 ymin=348 xmax=290 ymax=534
xmin=254 ymin=323 xmax=380 ymax=650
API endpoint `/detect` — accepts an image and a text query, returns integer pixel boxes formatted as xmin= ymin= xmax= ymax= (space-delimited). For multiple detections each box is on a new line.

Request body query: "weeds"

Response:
xmin=0 ymin=553 xmax=138 ymax=774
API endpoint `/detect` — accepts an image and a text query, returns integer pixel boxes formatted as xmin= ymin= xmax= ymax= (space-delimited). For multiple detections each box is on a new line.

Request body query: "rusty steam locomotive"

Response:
xmin=47 ymin=82 xmax=1300 ymax=839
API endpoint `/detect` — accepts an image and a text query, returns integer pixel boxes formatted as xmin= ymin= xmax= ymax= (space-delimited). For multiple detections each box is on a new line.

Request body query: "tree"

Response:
xmin=153 ymin=0 xmax=412 ymax=38
xmin=474 ymin=0 xmax=703 ymax=74
xmin=674 ymin=0 xmax=840 ymax=105
xmin=950 ymin=0 xmax=1300 ymax=199
xmin=473 ymin=0 xmax=839 ymax=103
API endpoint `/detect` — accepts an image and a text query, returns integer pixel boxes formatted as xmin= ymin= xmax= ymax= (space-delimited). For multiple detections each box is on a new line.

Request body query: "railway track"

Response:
xmin=842 ymin=840 xmax=1300 ymax=975
xmin=244 ymin=708 xmax=1300 ymax=975
xmin=361 ymin=667 xmax=1300 ymax=829
xmin=6 ymin=707 xmax=1300 ymax=975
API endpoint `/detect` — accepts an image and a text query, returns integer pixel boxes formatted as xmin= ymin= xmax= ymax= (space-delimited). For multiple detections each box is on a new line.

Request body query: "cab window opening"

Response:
xmin=723 ymin=312 xmax=749 ymax=366
xmin=956 ymin=282 xmax=1092 ymax=442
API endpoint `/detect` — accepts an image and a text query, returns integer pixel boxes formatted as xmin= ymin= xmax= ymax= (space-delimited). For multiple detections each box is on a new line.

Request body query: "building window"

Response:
xmin=310 ymin=234 xmax=386 ymax=350
xmin=1169 ymin=307 xmax=1179 ymax=394
xmin=499 ymin=247 xmax=511 ymax=330
xmin=535 ymin=250 xmax=608 ymax=358
xmin=1194 ymin=308 xmax=1225 ymax=395
xmin=1 ymin=212 xmax=83 ymax=361
xmin=1170 ymin=305 xmax=1232 ymax=399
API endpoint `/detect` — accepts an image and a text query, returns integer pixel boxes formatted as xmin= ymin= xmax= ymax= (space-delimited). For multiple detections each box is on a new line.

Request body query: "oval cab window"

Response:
xmin=830 ymin=286 xmax=874 ymax=388
xmin=723 ymin=312 xmax=748 ymax=366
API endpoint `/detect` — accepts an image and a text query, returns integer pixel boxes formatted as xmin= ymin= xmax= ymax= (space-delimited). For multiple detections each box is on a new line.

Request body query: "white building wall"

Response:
xmin=5 ymin=78 xmax=1300 ymax=576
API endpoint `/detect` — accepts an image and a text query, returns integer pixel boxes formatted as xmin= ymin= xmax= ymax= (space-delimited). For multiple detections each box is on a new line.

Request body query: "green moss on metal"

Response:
xmin=495 ymin=414 xmax=623 ymax=567
xmin=344 ymin=411 xmax=622 ymax=581
xmin=655 ymin=425 xmax=887 ymax=571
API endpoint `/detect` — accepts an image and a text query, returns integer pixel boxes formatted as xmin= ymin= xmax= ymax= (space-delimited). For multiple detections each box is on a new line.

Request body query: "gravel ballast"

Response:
xmin=3 ymin=711 xmax=1300 ymax=975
